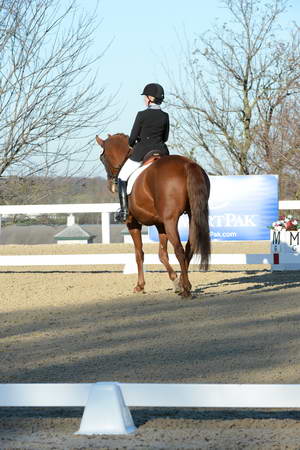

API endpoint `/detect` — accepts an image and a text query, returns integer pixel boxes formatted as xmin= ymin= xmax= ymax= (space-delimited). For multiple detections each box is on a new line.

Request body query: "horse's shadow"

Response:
xmin=192 ymin=269 xmax=300 ymax=297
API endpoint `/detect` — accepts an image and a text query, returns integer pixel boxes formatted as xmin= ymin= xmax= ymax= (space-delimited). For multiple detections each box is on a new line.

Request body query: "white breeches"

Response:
xmin=118 ymin=159 xmax=141 ymax=181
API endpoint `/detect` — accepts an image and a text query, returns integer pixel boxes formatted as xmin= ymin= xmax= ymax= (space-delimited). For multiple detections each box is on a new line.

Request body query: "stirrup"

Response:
xmin=114 ymin=208 xmax=128 ymax=223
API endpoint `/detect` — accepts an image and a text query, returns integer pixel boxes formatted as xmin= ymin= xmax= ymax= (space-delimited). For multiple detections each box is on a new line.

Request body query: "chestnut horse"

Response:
xmin=96 ymin=133 xmax=211 ymax=297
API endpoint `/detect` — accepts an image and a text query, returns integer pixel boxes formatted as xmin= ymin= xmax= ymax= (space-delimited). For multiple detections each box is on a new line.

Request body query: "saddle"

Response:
xmin=142 ymin=150 xmax=166 ymax=165
xmin=127 ymin=151 xmax=166 ymax=195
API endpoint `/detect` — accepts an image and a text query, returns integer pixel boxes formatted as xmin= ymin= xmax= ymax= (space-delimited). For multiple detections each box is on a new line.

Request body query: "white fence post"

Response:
xmin=67 ymin=214 xmax=75 ymax=226
xmin=101 ymin=212 xmax=111 ymax=244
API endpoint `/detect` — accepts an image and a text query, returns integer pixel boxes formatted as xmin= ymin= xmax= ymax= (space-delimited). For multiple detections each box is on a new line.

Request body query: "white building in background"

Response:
xmin=54 ymin=215 xmax=95 ymax=245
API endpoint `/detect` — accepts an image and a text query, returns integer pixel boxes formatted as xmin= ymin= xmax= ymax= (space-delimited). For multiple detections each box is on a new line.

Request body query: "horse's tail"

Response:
xmin=186 ymin=162 xmax=211 ymax=270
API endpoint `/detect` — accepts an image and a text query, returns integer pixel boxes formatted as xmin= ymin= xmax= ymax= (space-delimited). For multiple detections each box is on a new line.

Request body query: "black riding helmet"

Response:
xmin=141 ymin=83 xmax=164 ymax=104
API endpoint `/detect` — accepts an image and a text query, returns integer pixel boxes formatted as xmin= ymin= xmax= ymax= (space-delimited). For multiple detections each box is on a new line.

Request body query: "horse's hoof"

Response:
xmin=133 ymin=285 xmax=144 ymax=293
xmin=180 ymin=290 xmax=192 ymax=298
xmin=172 ymin=278 xmax=181 ymax=293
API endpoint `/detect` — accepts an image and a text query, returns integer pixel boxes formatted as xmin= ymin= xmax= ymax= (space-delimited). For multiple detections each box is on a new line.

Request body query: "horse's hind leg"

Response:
xmin=128 ymin=221 xmax=145 ymax=293
xmin=184 ymin=213 xmax=194 ymax=271
xmin=164 ymin=219 xmax=192 ymax=297
xmin=156 ymin=224 xmax=179 ymax=293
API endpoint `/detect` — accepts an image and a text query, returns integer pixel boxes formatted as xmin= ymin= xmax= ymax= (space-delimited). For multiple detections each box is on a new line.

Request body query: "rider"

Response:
xmin=115 ymin=83 xmax=170 ymax=223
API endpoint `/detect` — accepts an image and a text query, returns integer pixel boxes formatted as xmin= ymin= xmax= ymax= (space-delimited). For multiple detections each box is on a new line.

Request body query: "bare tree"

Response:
xmin=254 ymin=95 xmax=300 ymax=198
xmin=0 ymin=0 xmax=115 ymax=179
xmin=167 ymin=0 xmax=300 ymax=183
xmin=0 ymin=175 xmax=57 ymax=205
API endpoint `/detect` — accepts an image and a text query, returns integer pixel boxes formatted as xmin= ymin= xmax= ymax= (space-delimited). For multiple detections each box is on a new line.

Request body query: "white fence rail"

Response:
xmin=1 ymin=382 xmax=300 ymax=435
xmin=0 ymin=252 xmax=273 ymax=273
xmin=0 ymin=252 xmax=298 ymax=272
xmin=0 ymin=200 xmax=299 ymax=244
xmin=0 ymin=203 xmax=119 ymax=244
xmin=0 ymin=201 xmax=299 ymax=271
xmin=3 ymin=382 xmax=300 ymax=408
xmin=279 ymin=201 xmax=300 ymax=209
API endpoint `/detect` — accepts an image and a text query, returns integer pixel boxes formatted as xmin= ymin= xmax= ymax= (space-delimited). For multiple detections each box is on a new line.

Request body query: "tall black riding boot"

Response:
xmin=114 ymin=179 xmax=128 ymax=223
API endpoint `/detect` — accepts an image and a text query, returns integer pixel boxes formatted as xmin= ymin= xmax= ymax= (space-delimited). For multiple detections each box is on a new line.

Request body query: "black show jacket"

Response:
xmin=128 ymin=108 xmax=169 ymax=161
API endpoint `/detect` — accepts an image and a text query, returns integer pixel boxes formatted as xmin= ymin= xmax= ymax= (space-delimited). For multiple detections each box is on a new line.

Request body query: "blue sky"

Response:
xmin=70 ymin=0 xmax=300 ymax=176
xmin=85 ymin=0 xmax=300 ymax=137
xmin=92 ymin=0 xmax=233 ymax=135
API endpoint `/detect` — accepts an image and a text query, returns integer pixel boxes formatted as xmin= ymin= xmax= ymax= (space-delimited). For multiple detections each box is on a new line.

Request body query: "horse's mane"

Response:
xmin=108 ymin=133 xmax=129 ymax=150
xmin=113 ymin=133 xmax=128 ymax=139
xmin=106 ymin=133 xmax=129 ymax=151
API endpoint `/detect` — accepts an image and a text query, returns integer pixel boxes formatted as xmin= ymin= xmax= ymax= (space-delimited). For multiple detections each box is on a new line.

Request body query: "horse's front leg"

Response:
xmin=127 ymin=221 xmax=145 ymax=293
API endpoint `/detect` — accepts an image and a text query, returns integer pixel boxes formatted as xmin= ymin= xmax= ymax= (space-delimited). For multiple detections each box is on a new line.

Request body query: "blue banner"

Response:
xmin=149 ymin=175 xmax=278 ymax=241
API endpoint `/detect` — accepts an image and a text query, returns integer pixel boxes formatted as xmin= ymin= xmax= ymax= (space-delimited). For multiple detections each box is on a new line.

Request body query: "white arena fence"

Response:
xmin=1 ymin=382 xmax=300 ymax=434
xmin=0 ymin=200 xmax=299 ymax=271
xmin=0 ymin=252 xmax=274 ymax=273
xmin=0 ymin=203 xmax=119 ymax=244
xmin=0 ymin=200 xmax=299 ymax=244
xmin=0 ymin=252 xmax=298 ymax=273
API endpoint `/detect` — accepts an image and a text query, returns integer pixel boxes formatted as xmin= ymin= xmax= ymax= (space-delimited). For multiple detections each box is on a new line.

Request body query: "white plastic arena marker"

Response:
xmin=76 ymin=382 xmax=136 ymax=435
xmin=123 ymin=260 xmax=138 ymax=274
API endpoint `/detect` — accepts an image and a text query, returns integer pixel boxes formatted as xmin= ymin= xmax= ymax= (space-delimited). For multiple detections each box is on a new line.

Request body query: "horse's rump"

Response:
xmin=133 ymin=155 xmax=188 ymax=207
xmin=147 ymin=156 xmax=211 ymax=269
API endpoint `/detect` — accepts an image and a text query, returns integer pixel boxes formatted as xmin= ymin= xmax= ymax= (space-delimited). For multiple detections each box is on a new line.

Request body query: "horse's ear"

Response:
xmin=107 ymin=133 xmax=111 ymax=137
xmin=96 ymin=135 xmax=104 ymax=147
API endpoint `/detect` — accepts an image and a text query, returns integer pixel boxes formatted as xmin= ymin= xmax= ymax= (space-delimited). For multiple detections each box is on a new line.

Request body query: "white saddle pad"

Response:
xmin=127 ymin=161 xmax=154 ymax=194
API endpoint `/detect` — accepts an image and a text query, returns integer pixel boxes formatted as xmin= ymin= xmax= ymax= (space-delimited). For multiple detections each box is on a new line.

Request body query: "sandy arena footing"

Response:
xmin=1 ymin=242 xmax=300 ymax=448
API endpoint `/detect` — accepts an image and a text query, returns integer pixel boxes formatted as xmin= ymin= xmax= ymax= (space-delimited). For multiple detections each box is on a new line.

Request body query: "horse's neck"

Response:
xmin=119 ymin=143 xmax=131 ymax=165
xmin=109 ymin=134 xmax=131 ymax=167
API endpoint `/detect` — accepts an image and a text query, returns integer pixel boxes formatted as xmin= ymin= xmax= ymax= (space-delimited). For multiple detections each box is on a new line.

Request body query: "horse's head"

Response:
xmin=96 ymin=133 xmax=131 ymax=193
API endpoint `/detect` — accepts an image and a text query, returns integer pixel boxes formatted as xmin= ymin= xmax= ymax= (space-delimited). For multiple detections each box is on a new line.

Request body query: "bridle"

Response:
xmin=100 ymin=139 xmax=132 ymax=186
